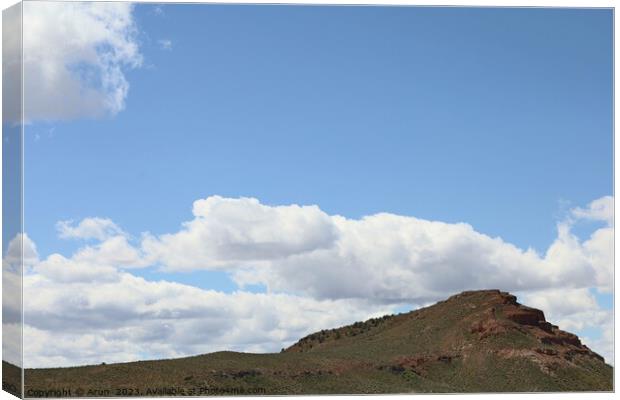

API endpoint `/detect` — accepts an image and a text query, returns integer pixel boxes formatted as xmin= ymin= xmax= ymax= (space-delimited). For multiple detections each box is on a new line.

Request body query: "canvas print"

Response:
xmin=2 ymin=1 xmax=614 ymax=397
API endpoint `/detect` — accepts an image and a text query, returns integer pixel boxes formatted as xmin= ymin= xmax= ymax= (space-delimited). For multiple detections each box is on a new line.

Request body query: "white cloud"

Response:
xmin=582 ymin=226 xmax=614 ymax=292
xmin=72 ymin=236 xmax=148 ymax=269
xmin=57 ymin=217 xmax=125 ymax=241
xmin=23 ymin=263 xmax=392 ymax=368
xmin=558 ymin=195 xmax=614 ymax=292
xmin=520 ymin=288 xmax=614 ymax=365
xmin=4 ymin=233 xmax=39 ymax=269
xmin=22 ymin=2 xmax=142 ymax=122
xmin=158 ymin=39 xmax=173 ymax=50
xmin=2 ymin=233 xmax=39 ymax=366
xmin=53 ymin=219 xmax=148 ymax=272
xmin=142 ymin=196 xmax=338 ymax=271
xmin=2 ymin=323 xmax=22 ymax=367
xmin=13 ymin=196 xmax=614 ymax=368
xmin=2 ymin=3 xmax=22 ymax=124
xmin=142 ymin=196 xmax=613 ymax=304
xmin=582 ymin=322 xmax=614 ymax=366
xmin=9 ymin=225 xmax=390 ymax=367
xmin=571 ymin=196 xmax=614 ymax=226
xmin=33 ymin=254 xmax=119 ymax=284
xmin=519 ymin=288 xmax=599 ymax=322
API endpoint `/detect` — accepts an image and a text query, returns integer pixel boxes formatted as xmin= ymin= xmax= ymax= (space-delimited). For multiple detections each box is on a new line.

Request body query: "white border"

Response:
xmin=0 ymin=1 xmax=616 ymax=400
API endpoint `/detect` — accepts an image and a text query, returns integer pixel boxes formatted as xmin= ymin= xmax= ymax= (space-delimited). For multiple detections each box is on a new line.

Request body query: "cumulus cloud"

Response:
xmin=72 ymin=235 xmax=148 ymax=269
xmin=3 ymin=3 xmax=22 ymax=124
xmin=142 ymin=196 xmax=613 ymax=304
xmin=33 ymin=254 xmax=119 ymax=284
xmin=520 ymin=288 xmax=614 ymax=364
xmin=4 ymin=233 xmax=39 ymax=268
xmin=1 ymin=234 xmax=41 ymax=367
xmin=54 ymin=219 xmax=148 ymax=272
xmin=12 ymin=195 xmax=614 ymax=367
xmin=21 ymin=2 xmax=142 ymax=122
xmin=3 ymin=233 xmax=38 ymax=325
xmin=583 ymin=322 xmax=614 ymax=366
xmin=519 ymin=288 xmax=611 ymax=332
xmin=3 ymin=323 xmax=22 ymax=367
xmin=0 ymin=223 xmax=388 ymax=367
xmin=582 ymin=225 xmax=614 ymax=292
xmin=571 ymin=196 xmax=614 ymax=227
xmin=57 ymin=217 xmax=126 ymax=241
xmin=2 ymin=233 xmax=39 ymax=366
xmin=142 ymin=196 xmax=338 ymax=271
xmin=23 ymin=262 xmax=392 ymax=367
xmin=557 ymin=195 xmax=614 ymax=292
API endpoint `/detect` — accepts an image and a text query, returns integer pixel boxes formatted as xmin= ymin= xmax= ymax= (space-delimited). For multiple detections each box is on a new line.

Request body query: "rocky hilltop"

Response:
xmin=12 ymin=289 xmax=613 ymax=396
xmin=286 ymin=290 xmax=607 ymax=383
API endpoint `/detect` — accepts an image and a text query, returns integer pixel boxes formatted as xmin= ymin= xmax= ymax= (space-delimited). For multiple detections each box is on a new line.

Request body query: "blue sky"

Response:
xmin=12 ymin=3 xmax=613 ymax=367
xmin=25 ymin=5 xmax=612 ymax=255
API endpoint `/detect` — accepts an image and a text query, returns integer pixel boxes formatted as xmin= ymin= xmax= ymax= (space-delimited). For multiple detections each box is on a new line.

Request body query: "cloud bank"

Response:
xmin=3 ymin=196 xmax=613 ymax=367
xmin=143 ymin=195 xmax=613 ymax=302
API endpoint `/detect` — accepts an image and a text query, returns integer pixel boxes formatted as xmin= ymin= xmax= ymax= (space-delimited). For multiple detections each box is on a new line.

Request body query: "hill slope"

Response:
xmin=16 ymin=290 xmax=613 ymax=395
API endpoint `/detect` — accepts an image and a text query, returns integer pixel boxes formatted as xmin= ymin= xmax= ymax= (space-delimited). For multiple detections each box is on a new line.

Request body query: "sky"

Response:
xmin=1 ymin=2 xmax=613 ymax=368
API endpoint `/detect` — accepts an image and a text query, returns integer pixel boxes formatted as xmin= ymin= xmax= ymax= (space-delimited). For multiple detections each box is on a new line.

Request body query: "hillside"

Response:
xmin=9 ymin=290 xmax=613 ymax=396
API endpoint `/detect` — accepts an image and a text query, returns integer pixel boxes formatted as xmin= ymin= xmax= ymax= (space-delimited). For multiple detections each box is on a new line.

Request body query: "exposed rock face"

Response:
xmin=503 ymin=305 xmax=546 ymax=326
xmin=462 ymin=290 xmax=603 ymax=374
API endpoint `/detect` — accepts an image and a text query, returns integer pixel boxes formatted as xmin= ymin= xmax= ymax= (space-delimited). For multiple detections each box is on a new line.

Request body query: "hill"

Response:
xmin=8 ymin=290 xmax=613 ymax=396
